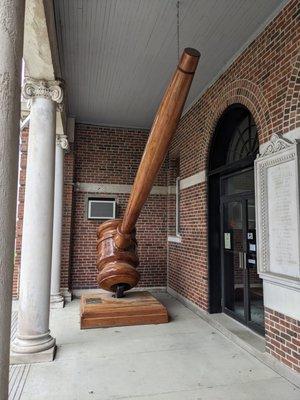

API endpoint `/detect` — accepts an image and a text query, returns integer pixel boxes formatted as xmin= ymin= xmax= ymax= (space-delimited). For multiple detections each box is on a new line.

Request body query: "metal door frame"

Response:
xmin=220 ymin=170 xmax=264 ymax=335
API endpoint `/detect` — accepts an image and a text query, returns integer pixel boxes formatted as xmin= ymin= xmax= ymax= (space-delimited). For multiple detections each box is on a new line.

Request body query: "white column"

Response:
xmin=11 ymin=78 xmax=63 ymax=364
xmin=0 ymin=0 xmax=25 ymax=396
xmin=50 ymin=135 xmax=69 ymax=309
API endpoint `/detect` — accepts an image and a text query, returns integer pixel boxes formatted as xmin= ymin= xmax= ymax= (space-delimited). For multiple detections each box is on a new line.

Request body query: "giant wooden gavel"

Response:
xmin=96 ymin=48 xmax=200 ymax=297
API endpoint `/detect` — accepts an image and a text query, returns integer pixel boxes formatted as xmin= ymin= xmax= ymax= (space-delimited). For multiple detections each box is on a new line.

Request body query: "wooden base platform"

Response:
xmin=80 ymin=291 xmax=168 ymax=329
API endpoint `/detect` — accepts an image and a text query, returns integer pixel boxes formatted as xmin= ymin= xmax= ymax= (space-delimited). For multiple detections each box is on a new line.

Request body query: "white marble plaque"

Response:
xmin=267 ymin=160 xmax=299 ymax=277
xmin=255 ymin=133 xmax=300 ymax=319
xmin=255 ymin=133 xmax=300 ymax=282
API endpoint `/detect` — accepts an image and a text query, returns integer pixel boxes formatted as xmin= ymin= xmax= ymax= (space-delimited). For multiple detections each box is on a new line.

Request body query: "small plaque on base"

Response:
xmin=80 ymin=291 xmax=168 ymax=329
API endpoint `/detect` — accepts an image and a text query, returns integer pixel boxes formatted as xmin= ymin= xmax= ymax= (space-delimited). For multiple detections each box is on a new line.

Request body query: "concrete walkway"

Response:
xmin=16 ymin=294 xmax=300 ymax=400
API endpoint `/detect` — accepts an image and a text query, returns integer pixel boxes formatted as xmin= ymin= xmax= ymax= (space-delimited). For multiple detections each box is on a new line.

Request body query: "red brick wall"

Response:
xmin=13 ymin=128 xmax=28 ymax=298
xmin=13 ymin=124 xmax=168 ymax=296
xmin=60 ymin=144 xmax=75 ymax=291
xmin=167 ymin=0 xmax=300 ymax=309
xmin=166 ymin=0 xmax=300 ymax=373
xmin=168 ymin=183 xmax=208 ymax=309
xmin=71 ymin=124 xmax=167 ymax=289
xmin=265 ymin=308 xmax=300 ymax=373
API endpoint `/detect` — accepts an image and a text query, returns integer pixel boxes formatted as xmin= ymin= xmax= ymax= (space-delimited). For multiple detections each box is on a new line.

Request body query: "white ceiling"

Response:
xmin=54 ymin=0 xmax=287 ymax=129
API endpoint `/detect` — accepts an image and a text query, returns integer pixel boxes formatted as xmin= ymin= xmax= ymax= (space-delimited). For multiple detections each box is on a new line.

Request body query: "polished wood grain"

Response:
xmin=80 ymin=291 xmax=168 ymax=329
xmin=96 ymin=219 xmax=140 ymax=292
xmin=115 ymin=48 xmax=200 ymax=247
xmin=97 ymin=48 xmax=200 ymax=294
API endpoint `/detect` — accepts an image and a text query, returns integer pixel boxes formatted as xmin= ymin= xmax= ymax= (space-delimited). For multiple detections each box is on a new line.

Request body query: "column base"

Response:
xmin=10 ymin=344 xmax=56 ymax=364
xmin=11 ymin=330 xmax=56 ymax=363
xmin=50 ymin=293 xmax=65 ymax=309
xmin=61 ymin=288 xmax=72 ymax=303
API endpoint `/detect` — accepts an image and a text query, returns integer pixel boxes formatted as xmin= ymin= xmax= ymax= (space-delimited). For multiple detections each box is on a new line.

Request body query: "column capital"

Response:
xmin=56 ymin=134 xmax=69 ymax=152
xmin=22 ymin=77 xmax=64 ymax=106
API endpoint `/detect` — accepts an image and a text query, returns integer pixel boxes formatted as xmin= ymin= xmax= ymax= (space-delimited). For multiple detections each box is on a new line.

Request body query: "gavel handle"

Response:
xmin=115 ymin=48 xmax=200 ymax=249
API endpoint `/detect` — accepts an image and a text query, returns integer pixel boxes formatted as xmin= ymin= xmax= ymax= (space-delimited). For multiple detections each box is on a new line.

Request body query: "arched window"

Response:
xmin=227 ymin=113 xmax=258 ymax=163
xmin=209 ymin=104 xmax=259 ymax=172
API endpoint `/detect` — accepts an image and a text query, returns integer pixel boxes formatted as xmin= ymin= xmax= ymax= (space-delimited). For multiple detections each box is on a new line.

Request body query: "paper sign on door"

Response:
xmin=224 ymin=233 xmax=231 ymax=250
xmin=249 ymin=243 xmax=256 ymax=252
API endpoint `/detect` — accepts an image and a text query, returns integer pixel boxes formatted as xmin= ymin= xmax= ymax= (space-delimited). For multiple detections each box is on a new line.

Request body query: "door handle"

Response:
xmin=238 ymin=252 xmax=247 ymax=270
xmin=243 ymin=252 xmax=247 ymax=270
xmin=238 ymin=252 xmax=244 ymax=270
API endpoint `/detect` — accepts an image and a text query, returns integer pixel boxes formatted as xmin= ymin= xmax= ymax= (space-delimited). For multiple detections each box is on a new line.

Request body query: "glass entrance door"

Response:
xmin=221 ymin=170 xmax=264 ymax=333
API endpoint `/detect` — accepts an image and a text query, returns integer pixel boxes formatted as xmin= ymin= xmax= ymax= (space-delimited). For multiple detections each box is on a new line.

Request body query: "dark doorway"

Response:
xmin=208 ymin=104 xmax=264 ymax=334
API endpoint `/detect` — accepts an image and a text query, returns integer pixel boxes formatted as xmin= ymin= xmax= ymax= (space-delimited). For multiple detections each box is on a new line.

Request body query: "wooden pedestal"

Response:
xmin=80 ymin=291 xmax=168 ymax=329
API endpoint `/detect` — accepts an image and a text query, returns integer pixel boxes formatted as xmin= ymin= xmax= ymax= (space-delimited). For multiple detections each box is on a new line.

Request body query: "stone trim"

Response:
xmin=76 ymin=171 xmax=207 ymax=196
xmin=22 ymin=77 xmax=64 ymax=107
xmin=56 ymin=134 xmax=69 ymax=151
xmin=168 ymin=185 xmax=176 ymax=195
xmin=180 ymin=170 xmax=206 ymax=190
xmin=259 ymin=133 xmax=294 ymax=157
xmin=167 ymin=235 xmax=182 ymax=243
xmin=75 ymin=182 xmax=168 ymax=195
xmin=259 ymin=127 xmax=300 ymax=154
xmin=262 ymin=278 xmax=300 ymax=321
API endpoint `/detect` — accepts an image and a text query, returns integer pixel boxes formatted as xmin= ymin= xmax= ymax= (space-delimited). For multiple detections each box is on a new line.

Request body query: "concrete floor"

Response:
xmin=18 ymin=293 xmax=300 ymax=400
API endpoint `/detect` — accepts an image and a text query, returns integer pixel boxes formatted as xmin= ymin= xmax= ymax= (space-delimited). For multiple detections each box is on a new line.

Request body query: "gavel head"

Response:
xmin=96 ymin=219 xmax=140 ymax=296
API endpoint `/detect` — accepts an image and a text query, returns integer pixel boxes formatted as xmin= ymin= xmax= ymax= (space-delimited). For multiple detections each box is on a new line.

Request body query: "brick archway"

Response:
xmin=205 ymin=80 xmax=270 ymax=314
xmin=203 ymin=79 xmax=271 ymax=166
xmin=283 ymin=51 xmax=300 ymax=133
